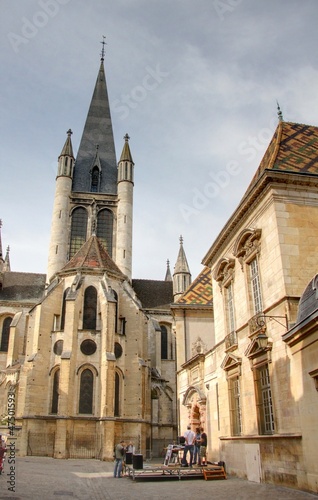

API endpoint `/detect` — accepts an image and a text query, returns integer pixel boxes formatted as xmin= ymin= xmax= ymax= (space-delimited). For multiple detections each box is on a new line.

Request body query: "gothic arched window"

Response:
xmin=91 ymin=166 xmax=100 ymax=193
xmin=0 ymin=317 xmax=12 ymax=352
xmin=79 ymin=368 xmax=94 ymax=414
xmin=83 ymin=286 xmax=97 ymax=330
xmin=96 ymin=209 xmax=113 ymax=256
xmin=161 ymin=325 xmax=168 ymax=360
xmin=114 ymin=372 xmax=120 ymax=416
xmin=69 ymin=207 xmax=88 ymax=258
xmin=51 ymin=369 xmax=60 ymax=414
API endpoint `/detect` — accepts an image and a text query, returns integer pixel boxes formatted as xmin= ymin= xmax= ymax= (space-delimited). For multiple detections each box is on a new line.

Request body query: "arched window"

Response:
xmin=114 ymin=372 xmax=120 ymax=417
xmin=96 ymin=209 xmax=113 ymax=256
xmin=0 ymin=317 xmax=12 ymax=352
xmin=51 ymin=369 xmax=60 ymax=414
xmin=60 ymin=288 xmax=69 ymax=331
xmin=79 ymin=368 xmax=94 ymax=414
xmin=69 ymin=207 xmax=88 ymax=258
xmin=83 ymin=286 xmax=97 ymax=330
xmin=161 ymin=325 xmax=168 ymax=360
xmin=91 ymin=166 xmax=99 ymax=192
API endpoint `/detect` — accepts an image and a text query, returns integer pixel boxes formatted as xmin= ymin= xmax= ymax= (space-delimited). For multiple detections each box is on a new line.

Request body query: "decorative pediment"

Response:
xmin=244 ymin=335 xmax=273 ymax=360
xmin=214 ymin=258 xmax=235 ymax=286
xmin=221 ymin=353 xmax=242 ymax=372
xmin=233 ymin=228 xmax=262 ymax=268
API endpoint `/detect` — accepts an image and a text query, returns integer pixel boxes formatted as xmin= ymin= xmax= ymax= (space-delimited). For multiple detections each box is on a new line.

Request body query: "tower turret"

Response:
xmin=47 ymin=129 xmax=75 ymax=282
xmin=173 ymin=235 xmax=191 ymax=300
xmin=116 ymin=133 xmax=134 ymax=280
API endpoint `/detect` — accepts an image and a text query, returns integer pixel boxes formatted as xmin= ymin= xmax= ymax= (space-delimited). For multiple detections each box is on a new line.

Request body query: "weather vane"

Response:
xmin=100 ymin=35 xmax=106 ymax=61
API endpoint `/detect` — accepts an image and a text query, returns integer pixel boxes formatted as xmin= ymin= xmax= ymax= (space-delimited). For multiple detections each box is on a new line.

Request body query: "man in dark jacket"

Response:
xmin=113 ymin=440 xmax=126 ymax=478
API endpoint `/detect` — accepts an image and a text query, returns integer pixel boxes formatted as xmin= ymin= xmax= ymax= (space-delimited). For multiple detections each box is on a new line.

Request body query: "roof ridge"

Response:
xmin=267 ymin=120 xmax=284 ymax=170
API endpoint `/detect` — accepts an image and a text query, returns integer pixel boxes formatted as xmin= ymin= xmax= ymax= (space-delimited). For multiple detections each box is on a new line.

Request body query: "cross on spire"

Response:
xmin=100 ymin=35 xmax=106 ymax=61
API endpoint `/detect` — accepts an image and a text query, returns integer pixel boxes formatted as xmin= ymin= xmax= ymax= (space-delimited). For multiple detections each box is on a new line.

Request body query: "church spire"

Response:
xmin=165 ymin=259 xmax=172 ymax=281
xmin=72 ymin=56 xmax=117 ymax=194
xmin=173 ymin=236 xmax=191 ymax=299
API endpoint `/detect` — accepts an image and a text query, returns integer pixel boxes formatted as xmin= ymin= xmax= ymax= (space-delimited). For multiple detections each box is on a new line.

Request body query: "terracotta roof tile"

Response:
xmin=61 ymin=235 xmax=125 ymax=277
xmin=250 ymin=122 xmax=318 ymax=189
xmin=175 ymin=266 xmax=212 ymax=305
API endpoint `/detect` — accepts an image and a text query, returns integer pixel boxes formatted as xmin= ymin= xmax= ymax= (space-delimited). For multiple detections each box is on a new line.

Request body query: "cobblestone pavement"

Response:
xmin=0 ymin=457 xmax=317 ymax=500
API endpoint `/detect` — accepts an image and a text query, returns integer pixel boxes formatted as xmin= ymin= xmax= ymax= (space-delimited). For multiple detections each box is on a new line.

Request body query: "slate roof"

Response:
xmin=249 ymin=121 xmax=318 ymax=189
xmin=0 ymin=272 xmax=46 ymax=302
xmin=72 ymin=61 xmax=118 ymax=194
xmin=61 ymin=235 xmax=125 ymax=278
xmin=295 ymin=275 xmax=318 ymax=325
xmin=132 ymin=279 xmax=173 ymax=309
xmin=174 ymin=266 xmax=212 ymax=306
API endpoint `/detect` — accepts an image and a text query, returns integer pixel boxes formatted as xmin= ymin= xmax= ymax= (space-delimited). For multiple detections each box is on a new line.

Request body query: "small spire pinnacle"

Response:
xmin=165 ymin=259 xmax=172 ymax=281
xmin=67 ymin=128 xmax=73 ymax=137
xmin=277 ymin=101 xmax=283 ymax=122
xmin=100 ymin=35 xmax=106 ymax=62
xmin=4 ymin=245 xmax=11 ymax=272
xmin=179 ymin=235 xmax=183 ymax=245
xmin=124 ymin=133 xmax=130 ymax=142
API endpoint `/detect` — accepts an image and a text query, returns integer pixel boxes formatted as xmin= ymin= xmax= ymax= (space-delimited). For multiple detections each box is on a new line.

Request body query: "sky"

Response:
xmin=1 ymin=0 xmax=318 ymax=281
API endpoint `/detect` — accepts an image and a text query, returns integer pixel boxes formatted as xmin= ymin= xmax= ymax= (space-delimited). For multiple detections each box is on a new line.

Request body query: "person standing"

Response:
xmin=193 ymin=427 xmax=201 ymax=465
xmin=113 ymin=440 xmax=126 ymax=478
xmin=125 ymin=441 xmax=135 ymax=454
xmin=182 ymin=425 xmax=195 ymax=467
xmin=199 ymin=428 xmax=207 ymax=466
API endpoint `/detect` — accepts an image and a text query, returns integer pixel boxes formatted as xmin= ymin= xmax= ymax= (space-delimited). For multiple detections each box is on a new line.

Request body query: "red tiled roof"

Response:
xmin=61 ymin=235 xmax=125 ymax=277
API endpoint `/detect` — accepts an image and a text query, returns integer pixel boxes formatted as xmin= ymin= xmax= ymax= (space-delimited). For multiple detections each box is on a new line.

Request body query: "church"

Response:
xmin=0 ymin=51 xmax=192 ymax=460
xmin=2 ymin=43 xmax=318 ymax=494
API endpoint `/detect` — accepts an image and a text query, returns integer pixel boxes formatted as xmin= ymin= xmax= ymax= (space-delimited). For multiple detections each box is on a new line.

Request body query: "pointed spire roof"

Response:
xmin=174 ymin=235 xmax=191 ymax=275
xmin=165 ymin=259 xmax=172 ymax=281
xmin=119 ymin=133 xmax=134 ymax=163
xmin=3 ymin=246 xmax=11 ymax=272
xmin=72 ymin=59 xmax=117 ymax=194
xmin=60 ymin=235 xmax=126 ymax=278
xmin=59 ymin=129 xmax=74 ymax=157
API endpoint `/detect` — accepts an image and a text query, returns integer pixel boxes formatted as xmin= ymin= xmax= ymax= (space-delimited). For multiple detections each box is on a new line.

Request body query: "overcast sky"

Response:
xmin=1 ymin=0 xmax=318 ymax=281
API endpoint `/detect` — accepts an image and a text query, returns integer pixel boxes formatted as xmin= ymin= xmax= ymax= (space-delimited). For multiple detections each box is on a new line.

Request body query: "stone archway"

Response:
xmin=182 ymin=386 xmax=206 ymax=431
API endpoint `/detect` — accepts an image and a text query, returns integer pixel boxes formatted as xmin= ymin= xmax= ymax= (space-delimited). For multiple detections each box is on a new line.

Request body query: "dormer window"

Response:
xmin=91 ymin=166 xmax=100 ymax=192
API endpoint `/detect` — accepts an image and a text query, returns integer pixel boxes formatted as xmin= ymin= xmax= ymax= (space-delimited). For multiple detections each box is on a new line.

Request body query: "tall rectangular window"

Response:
xmin=255 ymin=364 xmax=275 ymax=434
xmin=226 ymin=282 xmax=235 ymax=333
xmin=228 ymin=376 xmax=242 ymax=436
xmin=250 ymin=258 xmax=262 ymax=314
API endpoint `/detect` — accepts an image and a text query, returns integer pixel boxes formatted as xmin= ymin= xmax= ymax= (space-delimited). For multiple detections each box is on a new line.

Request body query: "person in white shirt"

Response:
xmin=182 ymin=425 xmax=195 ymax=467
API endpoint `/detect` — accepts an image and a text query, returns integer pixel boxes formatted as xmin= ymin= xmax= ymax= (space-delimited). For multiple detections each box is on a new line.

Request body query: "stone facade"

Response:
xmin=0 ymin=57 xmax=184 ymax=460
xmin=173 ymin=120 xmax=318 ymax=494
